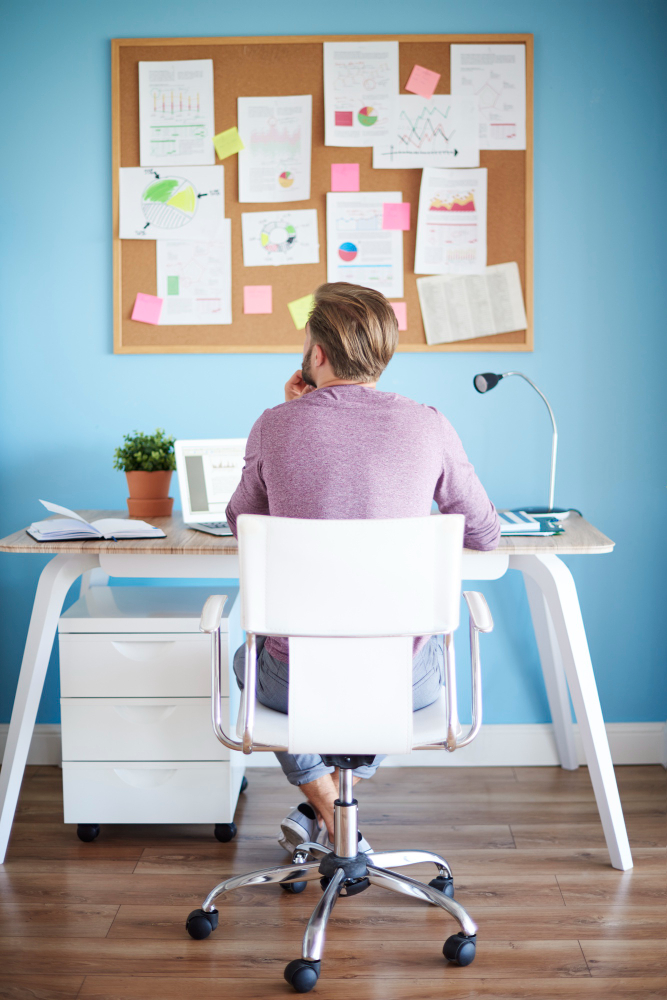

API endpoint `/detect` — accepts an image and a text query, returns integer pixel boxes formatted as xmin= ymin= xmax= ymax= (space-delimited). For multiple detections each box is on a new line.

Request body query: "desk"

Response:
xmin=0 ymin=513 xmax=631 ymax=871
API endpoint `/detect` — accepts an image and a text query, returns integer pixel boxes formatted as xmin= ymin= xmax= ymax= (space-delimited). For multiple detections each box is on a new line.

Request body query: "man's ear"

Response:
xmin=313 ymin=343 xmax=327 ymax=369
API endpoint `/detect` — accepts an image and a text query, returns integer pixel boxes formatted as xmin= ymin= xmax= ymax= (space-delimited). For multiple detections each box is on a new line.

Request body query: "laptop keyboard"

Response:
xmin=204 ymin=522 xmax=227 ymax=529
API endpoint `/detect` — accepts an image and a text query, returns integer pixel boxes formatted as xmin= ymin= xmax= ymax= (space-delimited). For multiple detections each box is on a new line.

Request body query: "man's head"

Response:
xmin=301 ymin=282 xmax=399 ymax=388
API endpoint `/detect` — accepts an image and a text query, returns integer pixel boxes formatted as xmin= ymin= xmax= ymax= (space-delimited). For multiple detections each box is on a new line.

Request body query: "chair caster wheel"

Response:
xmin=429 ymin=875 xmax=454 ymax=898
xmin=76 ymin=824 xmax=100 ymax=842
xmin=185 ymin=908 xmax=218 ymax=940
xmin=443 ymin=932 xmax=476 ymax=966
xmin=284 ymin=958 xmax=320 ymax=992
xmin=240 ymin=775 xmax=248 ymax=792
xmin=281 ymin=880 xmax=307 ymax=893
xmin=214 ymin=822 xmax=237 ymax=842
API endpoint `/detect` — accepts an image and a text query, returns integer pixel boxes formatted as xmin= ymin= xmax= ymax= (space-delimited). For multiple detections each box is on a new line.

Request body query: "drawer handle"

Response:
xmin=111 ymin=641 xmax=176 ymax=662
xmin=113 ymin=705 xmax=177 ymax=725
xmin=113 ymin=768 xmax=177 ymax=788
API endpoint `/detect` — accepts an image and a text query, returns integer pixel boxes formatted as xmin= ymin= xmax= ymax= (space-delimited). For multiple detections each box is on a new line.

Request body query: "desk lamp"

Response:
xmin=473 ymin=371 xmax=570 ymax=519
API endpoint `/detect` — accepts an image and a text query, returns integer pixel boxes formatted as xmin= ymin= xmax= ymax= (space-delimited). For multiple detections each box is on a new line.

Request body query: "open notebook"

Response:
xmin=27 ymin=500 xmax=167 ymax=542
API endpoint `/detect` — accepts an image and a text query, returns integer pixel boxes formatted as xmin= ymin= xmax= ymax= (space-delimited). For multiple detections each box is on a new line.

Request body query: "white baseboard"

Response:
xmin=3 ymin=722 xmax=664 ymax=769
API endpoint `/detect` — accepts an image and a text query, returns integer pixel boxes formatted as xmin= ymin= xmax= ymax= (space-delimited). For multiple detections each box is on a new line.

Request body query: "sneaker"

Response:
xmin=278 ymin=803 xmax=322 ymax=852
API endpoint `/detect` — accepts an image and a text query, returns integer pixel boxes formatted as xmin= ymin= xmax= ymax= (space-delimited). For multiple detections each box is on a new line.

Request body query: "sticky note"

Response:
xmin=244 ymin=285 xmax=273 ymax=315
xmin=405 ymin=64 xmax=441 ymax=99
xmin=331 ymin=163 xmax=360 ymax=192
xmin=131 ymin=292 xmax=163 ymax=325
xmin=391 ymin=302 xmax=407 ymax=331
xmin=288 ymin=293 xmax=316 ymax=331
xmin=213 ymin=126 xmax=244 ymax=160
xmin=382 ymin=202 xmax=411 ymax=230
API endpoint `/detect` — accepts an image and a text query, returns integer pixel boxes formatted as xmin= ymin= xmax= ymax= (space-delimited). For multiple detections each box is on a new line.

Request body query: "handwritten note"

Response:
xmin=287 ymin=293 xmax=316 ymax=330
xmin=405 ymin=64 xmax=441 ymax=99
xmin=382 ymin=202 xmax=411 ymax=230
xmin=213 ymin=126 xmax=244 ymax=160
xmin=331 ymin=163 xmax=360 ymax=192
xmin=131 ymin=292 xmax=163 ymax=324
xmin=390 ymin=301 xmax=407 ymax=331
xmin=243 ymin=285 xmax=273 ymax=314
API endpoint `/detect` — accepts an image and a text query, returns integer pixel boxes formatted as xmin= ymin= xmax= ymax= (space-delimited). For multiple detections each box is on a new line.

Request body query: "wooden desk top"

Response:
xmin=0 ymin=512 xmax=614 ymax=556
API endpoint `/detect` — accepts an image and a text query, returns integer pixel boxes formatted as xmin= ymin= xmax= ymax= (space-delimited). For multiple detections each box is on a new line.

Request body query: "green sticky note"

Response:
xmin=213 ymin=126 xmax=245 ymax=160
xmin=287 ymin=293 xmax=315 ymax=331
xmin=167 ymin=276 xmax=179 ymax=296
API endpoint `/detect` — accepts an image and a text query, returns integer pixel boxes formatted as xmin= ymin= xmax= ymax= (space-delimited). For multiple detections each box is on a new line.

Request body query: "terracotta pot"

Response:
xmin=125 ymin=470 xmax=173 ymax=517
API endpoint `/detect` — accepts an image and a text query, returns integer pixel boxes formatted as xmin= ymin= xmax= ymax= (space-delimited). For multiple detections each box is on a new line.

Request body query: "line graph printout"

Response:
xmin=119 ymin=167 xmax=225 ymax=241
xmin=139 ymin=60 xmax=215 ymax=166
xmin=238 ymin=95 xmax=312 ymax=203
xmin=415 ymin=167 xmax=487 ymax=275
xmin=450 ymin=44 xmax=526 ymax=150
xmin=324 ymin=41 xmax=399 ymax=147
xmin=326 ymin=192 xmax=403 ymax=298
xmin=156 ymin=220 xmax=232 ymax=326
xmin=373 ymin=96 xmax=479 ymax=169
xmin=241 ymin=209 xmax=319 ymax=267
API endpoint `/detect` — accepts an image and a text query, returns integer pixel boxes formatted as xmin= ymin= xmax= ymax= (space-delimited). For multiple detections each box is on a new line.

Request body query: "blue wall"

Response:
xmin=1 ymin=0 xmax=665 ymax=727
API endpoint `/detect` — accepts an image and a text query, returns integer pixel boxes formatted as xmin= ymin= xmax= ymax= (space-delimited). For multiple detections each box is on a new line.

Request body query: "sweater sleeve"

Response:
xmin=225 ymin=414 xmax=270 ymax=537
xmin=433 ymin=413 xmax=501 ymax=551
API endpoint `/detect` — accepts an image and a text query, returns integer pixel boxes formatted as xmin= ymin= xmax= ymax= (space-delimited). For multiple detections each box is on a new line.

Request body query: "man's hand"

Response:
xmin=285 ymin=370 xmax=316 ymax=402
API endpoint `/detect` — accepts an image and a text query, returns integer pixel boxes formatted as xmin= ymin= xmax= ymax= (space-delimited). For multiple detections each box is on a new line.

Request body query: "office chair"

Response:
xmin=185 ymin=513 xmax=493 ymax=993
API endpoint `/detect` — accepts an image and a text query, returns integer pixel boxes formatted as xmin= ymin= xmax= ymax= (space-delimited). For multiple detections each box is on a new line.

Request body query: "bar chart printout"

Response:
xmin=414 ymin=167 xmax=487 ymax=275
xmin=138 ymin=59 xmax=215 ymax=166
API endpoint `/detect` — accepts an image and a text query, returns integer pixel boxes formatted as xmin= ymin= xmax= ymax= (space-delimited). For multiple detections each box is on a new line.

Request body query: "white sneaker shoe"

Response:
xmin=278 ymin=803 xmax=321 ymax=852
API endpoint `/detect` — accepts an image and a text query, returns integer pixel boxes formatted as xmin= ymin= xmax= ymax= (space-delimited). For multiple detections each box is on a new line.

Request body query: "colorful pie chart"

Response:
xmin=358 ymin=106 xmax=378 ymax=127
xmin=278 ymin=171 xmax=294 ymax=188
xmin=338 ymin=242 xmax=358 ymax=262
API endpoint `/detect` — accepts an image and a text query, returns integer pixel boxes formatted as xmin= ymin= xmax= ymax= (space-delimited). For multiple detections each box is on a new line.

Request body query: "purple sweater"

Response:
xmin=226 ymin=384 xmax=500 ymax=661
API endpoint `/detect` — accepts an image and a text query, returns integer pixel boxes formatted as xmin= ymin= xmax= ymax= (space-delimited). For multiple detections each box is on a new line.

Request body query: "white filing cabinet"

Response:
xmin=58 ymin=585 xmax=245 ymax=843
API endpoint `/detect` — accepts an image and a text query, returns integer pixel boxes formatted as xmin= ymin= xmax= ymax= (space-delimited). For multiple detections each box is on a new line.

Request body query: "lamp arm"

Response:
xmin=502 ymin=372 xmax=558 ymax=511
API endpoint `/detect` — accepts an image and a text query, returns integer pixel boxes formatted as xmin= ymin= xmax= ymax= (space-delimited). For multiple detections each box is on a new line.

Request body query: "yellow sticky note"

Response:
xmin=213 ymin=126 xmax=244 ymax=160
xmin=287 ymin=293 xmax=315 ymax=331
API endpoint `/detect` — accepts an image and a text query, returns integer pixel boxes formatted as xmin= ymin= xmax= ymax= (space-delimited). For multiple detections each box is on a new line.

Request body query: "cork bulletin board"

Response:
xmin=112 ymin=34 xmax=533 ymax=354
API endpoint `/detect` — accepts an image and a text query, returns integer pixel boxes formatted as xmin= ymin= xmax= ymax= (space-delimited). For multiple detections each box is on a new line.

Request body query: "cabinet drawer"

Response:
xmin=62 ymin=761 xmax=240 ymax=824
xmin=60 ymin=697 xmax=229 ymax=761
xmin=59 ymin=634 xmax=229 ymax=698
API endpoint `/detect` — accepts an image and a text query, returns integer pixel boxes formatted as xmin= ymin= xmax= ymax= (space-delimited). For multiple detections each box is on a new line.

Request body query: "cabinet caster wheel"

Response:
xmin=443 ymin=932 xmax=476 ymax=966
xmin=214 ymin=822 xmax=237 ymax=843
xmin=429 ymin=875 xmax=454 ymax=898
xmin=185 ymin=908 xmax=218 ymax=940
xmin=281 ymin=880 xmax=307 ymax=893
xmin=76 ymin=824 xmax=100 ymax=842
xmin=284 ymin=958 xmax=320 ymax=992
xmin=240 ymin=775 xmax=248 ymax=793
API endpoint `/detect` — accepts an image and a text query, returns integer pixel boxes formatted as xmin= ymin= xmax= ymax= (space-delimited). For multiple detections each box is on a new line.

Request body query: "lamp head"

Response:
xmin=473 ymin=372 xmax=503 ymax=393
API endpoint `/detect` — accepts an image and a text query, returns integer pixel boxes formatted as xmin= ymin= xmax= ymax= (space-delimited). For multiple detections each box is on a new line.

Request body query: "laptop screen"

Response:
xmin=175 ymin=439 xmax=247 ymax=523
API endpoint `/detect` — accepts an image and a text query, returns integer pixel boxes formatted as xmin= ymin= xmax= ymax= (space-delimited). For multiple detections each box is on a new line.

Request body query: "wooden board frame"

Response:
xmin=112 ymin=33 xmax=533 ymax=354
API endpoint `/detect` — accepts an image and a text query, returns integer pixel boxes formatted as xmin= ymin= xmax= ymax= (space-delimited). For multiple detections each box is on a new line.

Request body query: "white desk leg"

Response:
xmin=523 ymin=573 xmax=579 ymax=770
xmin=511 ymin=554 xmax=633 ymax=871
xmin=0 ymin=554 xmax=99 ymax=864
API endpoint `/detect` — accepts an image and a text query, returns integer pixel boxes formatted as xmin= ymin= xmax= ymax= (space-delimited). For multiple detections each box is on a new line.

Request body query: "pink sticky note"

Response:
xmin=382 ymin=202 xmax=411 ymax=230
xmin=131 ymin=292 xmax=163 ymax=324
xmin=331 ymin=163 xmax=360 ymax=192
xmin=405 ymin=64 xmax=441 ymax=99
xmin=391 ymin=302 xmax=407 ymax=331
xmin=244 ymin=285 xmax=273 ymax=315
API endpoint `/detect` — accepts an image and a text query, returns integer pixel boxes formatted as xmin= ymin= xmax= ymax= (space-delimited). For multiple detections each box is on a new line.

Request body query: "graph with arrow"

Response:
xmin=373 ymin=95 xmax=480 ymax=170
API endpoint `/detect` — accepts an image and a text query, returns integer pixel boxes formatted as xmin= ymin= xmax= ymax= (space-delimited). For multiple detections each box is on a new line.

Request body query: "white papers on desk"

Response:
xmin=139 ymin=60 xmax=215 ymax=166
xmin=119 ymin=166 xmax=225 ymax=241
xmin=156 ymin=220 xmax=231 ymax=325
xmin=241 ymin=209 xmax=319 ymax=267
xmin=238 ymin=95 xmax=312 ymax=203
xmin=416 ymin=262 xmax=527 ymax=344
xmin=323 ymin=41 xmax=399 ymax=147
xmin=372 ymin=96 xmax=479 ymax=169
xmin=414 ymin=167 xmax=487 ymax=275
xmin=326 ymin=192 xmax=404 ymax=298
xmin=450 ymin=44 xmax=526 ymax=150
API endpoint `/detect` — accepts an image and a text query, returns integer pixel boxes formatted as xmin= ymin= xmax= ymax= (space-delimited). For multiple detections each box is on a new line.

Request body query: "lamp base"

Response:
xmin=519 ymin=507 xmax=573 ymax=522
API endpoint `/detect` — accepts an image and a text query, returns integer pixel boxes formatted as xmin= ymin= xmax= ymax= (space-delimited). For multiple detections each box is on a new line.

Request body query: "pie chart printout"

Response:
xmin=278 ymin=171 xmax=294 ymax=188
xmin=141 ymin=177 xmax=197 ymax=229
xmin=338 ymin=241 xmax=358 ymax=262
xmin=261 ymin=222 xmax=297 ymax=254
xmin=358 ymin=106 xmax=378 ymax=127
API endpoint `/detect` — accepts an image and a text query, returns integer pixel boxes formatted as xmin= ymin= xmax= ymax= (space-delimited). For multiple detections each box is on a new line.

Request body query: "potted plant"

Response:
xmin=113 ymin=429 xmax=176 ymax=518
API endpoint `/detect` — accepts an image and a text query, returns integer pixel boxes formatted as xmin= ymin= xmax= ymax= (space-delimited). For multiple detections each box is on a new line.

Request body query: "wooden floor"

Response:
xmin=0 ymin=765 xmax=665 ymax=999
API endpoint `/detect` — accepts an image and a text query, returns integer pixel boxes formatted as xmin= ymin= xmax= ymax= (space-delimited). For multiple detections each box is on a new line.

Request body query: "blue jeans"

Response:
xmin=233 ymin=635 xmax=444 ymax=786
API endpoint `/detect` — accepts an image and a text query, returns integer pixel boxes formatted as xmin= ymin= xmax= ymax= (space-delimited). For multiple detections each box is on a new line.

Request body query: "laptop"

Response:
xmin=175 ymin=439 xmax=247 ymax=536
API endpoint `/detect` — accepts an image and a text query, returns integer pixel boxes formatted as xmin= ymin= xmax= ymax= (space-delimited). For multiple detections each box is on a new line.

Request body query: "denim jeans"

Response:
xmin=233 ymin=635 xmax=444 ymax=786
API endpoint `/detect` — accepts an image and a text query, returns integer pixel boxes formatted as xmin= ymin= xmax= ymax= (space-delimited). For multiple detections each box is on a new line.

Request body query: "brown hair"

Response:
xmin=307 ymin=282 xmax=399 ymax=382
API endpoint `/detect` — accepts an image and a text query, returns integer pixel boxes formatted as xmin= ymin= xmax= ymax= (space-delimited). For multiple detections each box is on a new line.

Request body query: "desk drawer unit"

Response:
xmin=58 ymin=586 xmax=244 ymax=841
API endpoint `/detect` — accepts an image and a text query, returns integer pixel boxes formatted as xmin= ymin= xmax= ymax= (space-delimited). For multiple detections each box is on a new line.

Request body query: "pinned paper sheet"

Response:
xmin=213 ymin=126 xmax=244 ymax=160
xmin=405 ymin=64 xmax=441 ymax=99
xmin=383 ymin=202 xmax=411 ymax=230
xmin=331 ymin=163 xmax=360 ymax=192
xmin=244 ymin=285 xmax=273 ymax=315
xmin=288 ymin=293 xmax=315 ymax=330
xmin=390 ymin=301 xmax=407 ymax=331
xmin=131 ymin=292 xmax=163 ymax=324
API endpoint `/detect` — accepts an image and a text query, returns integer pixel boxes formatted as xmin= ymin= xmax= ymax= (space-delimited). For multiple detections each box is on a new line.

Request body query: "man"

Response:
xmin=226 ymin=282 xmax=500 ymax=853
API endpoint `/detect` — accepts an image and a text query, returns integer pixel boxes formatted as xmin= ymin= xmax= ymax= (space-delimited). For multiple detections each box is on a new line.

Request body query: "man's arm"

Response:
xmin=225 ymin=416 xmax=269 ymax=537
xmin=434 ymin=414 xmax=501 ymax=551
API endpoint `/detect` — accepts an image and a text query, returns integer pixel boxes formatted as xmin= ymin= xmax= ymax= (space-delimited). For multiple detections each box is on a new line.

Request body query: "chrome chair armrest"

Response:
xmin=201 ymin=595 xmax=245 ymax=754
xmin=241 ymin=633 xmax=257 ymax=754
xmin=454 ymin=591 xmax=493 ymax=749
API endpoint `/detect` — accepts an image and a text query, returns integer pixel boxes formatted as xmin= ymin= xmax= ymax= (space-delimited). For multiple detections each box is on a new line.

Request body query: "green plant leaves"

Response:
xmin=113 ymin=428 xmax=176 ymax=472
